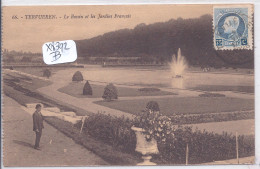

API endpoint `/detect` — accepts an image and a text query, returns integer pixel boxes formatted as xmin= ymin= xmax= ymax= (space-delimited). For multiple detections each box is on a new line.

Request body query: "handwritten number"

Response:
xmin=55 ymin=42 xmax=60 ymax=51
xmin=50 ymin=51 xmax=62 ymax=62
xmin=64 ymin=42 xmax=70 ymax=50
xmin=46 ymin=41 xmax=71 ymax=62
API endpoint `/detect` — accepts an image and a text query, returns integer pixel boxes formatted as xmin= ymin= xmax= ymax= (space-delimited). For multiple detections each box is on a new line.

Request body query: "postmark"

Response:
xmin=213 ymin=5 xmax=253 ymax=50
xmin=42 ymin=40 xmax=77 ymax=65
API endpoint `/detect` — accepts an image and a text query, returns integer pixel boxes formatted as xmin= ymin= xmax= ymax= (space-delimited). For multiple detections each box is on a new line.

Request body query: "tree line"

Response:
xmin=76 ymin=14 xmax=253 ymax=68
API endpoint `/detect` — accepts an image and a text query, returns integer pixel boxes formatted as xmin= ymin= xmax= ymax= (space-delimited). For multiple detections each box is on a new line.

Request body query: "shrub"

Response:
xmin=77 ymin=113 xmax=136 ymax=153
xmin=146 ymin=101 xmax=160 ymax=112
xmin=43 ymin=69 xmax=51 ymax=78
xmin=134 ymin=109 xmax=175 ymax=143
xmin=72 ymin=71 xmax=83 ymax=81
xmin=102 ymin=83 xmax=118 ymax=101
xmin=83 ymin=81 xmax=92 ymax=95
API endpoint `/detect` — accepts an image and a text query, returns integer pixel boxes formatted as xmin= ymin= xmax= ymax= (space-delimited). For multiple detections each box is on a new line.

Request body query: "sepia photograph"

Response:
xmin=1 ymin=4 xmax=255 ymax=167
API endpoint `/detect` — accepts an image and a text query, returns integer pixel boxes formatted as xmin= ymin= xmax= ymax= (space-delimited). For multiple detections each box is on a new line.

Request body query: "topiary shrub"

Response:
xmin=102 ymin=83 xmax=118 ymax=101
xmin=43 ymin=69 xmax=51 ymax=78
xmin=146 ymin=101 xmax=160 ymax=112
xmin=72 ymin=71 xmax=83 ymax=82
xmin=83 ymin=81 xmax=92 ymax=95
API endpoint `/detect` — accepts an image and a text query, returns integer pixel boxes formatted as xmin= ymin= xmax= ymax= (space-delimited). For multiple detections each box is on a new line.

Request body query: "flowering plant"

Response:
xmin=134 ymin=101 xmax=175 ymax=144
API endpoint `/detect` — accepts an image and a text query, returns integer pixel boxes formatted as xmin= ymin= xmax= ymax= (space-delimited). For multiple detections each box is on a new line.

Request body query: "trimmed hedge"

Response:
xmin=45 ymin=116 xmax=140 ymax=165
xmin=157 ymin=127 xmax=254 ymax=164
xmin=76 ymin=113 xmax=136 ymax=153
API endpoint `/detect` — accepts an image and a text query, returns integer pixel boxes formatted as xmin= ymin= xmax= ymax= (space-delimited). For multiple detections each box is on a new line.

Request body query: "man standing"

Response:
xmin=33 ymin=104 xmax=44 ymax=150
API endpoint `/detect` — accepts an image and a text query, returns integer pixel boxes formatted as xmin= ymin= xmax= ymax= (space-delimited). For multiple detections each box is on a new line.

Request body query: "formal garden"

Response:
xmin=3 ymin=68 xmax=255 ymax=165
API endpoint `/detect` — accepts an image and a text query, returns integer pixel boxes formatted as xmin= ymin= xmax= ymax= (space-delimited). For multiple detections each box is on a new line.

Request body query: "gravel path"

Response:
xmin=2 ymin=95 xmax=108 ymax=167
xmin=189 ymin=119 xmax=254 ymax=136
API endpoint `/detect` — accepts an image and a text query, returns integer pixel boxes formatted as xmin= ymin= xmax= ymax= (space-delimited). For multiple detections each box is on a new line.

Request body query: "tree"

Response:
xmin=75 ymin=14 xmax=253 ymax=68
xmin=6 ymin=55 xmax=15 ymax=63
xmin=83 ymin=81 xmax=93 ymax=95
xmin=72 ymin=71 xmax=84 ymax=81
xmin=102 ymin=83 xmax=118 ymax=101
xmin=21 ymin=56 xmax=31 ymax=62
xmin=43 ymin=69 xmax=51 ymax=78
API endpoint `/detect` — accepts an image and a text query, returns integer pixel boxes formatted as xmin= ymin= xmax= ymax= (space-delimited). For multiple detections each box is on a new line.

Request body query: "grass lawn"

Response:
xmin=4 ymin=72 xmax=52 ymax=90
xmin=191 ymin=85 xmax=254 ymax=94
xmin=15 ymin=67 xmax=65 ymax=77
xmin=94 ymin=97 xmax=254 ymax=116
xmin=58 ymin=82 xmax=176 ymax=98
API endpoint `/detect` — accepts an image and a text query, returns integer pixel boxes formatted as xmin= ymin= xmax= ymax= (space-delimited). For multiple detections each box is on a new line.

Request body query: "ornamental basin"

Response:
xmin=131 ymin=126 xmax=159 ymax=155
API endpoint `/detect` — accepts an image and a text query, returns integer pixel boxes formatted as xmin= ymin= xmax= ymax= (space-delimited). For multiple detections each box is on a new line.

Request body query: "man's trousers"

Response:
xmin=34 ymin=130 xmax=42 ymax=148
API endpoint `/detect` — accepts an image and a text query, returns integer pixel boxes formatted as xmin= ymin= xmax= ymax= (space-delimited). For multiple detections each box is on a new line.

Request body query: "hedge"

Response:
xmin=76 ymin=113 xmax=254 ymax=164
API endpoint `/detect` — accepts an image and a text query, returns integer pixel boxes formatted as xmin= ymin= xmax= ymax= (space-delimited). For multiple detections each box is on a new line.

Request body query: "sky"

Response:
xmin=3 ymin=5 xmax=212 ymax=52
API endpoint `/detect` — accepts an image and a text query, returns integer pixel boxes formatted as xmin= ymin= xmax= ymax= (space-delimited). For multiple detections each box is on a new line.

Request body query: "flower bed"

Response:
xmin=138 ymin=88 xmax=161 ymax=92
xmin=199 ymin=92 xmax=225 ymax=97
xmin=169 ymin=110 xmax=254 ymax=125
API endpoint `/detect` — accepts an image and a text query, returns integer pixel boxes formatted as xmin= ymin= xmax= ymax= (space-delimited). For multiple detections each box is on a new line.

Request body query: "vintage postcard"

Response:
xmin=1 ymin=4 xmax=255 ymax=167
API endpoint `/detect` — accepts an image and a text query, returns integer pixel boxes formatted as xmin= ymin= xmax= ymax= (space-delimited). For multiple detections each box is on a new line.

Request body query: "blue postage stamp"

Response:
xmin=213 ymin=6 xmax=253 ymax=50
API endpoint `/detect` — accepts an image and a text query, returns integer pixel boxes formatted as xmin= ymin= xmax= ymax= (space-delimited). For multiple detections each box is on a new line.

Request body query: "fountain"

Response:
xmin=170 ymin=48 xmax=187 ymax=89
xmin=171 ymin=48 xmax=187 ymax=78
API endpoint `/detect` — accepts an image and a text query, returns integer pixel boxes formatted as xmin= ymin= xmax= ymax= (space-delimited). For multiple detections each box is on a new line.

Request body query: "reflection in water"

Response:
xmin=171 ymin=77 xmax=185 ymax=89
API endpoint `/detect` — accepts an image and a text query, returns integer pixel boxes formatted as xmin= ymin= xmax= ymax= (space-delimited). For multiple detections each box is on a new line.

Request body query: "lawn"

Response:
xmin=15 ymin=67 xmax=65 ymax=77
xmin=94 ymin=97 xmax=254 ymax=116
xmin=190 ymin=85 xmax=254 ymax=94
xmin=58 ymin=82 xmax=176 ymax=98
